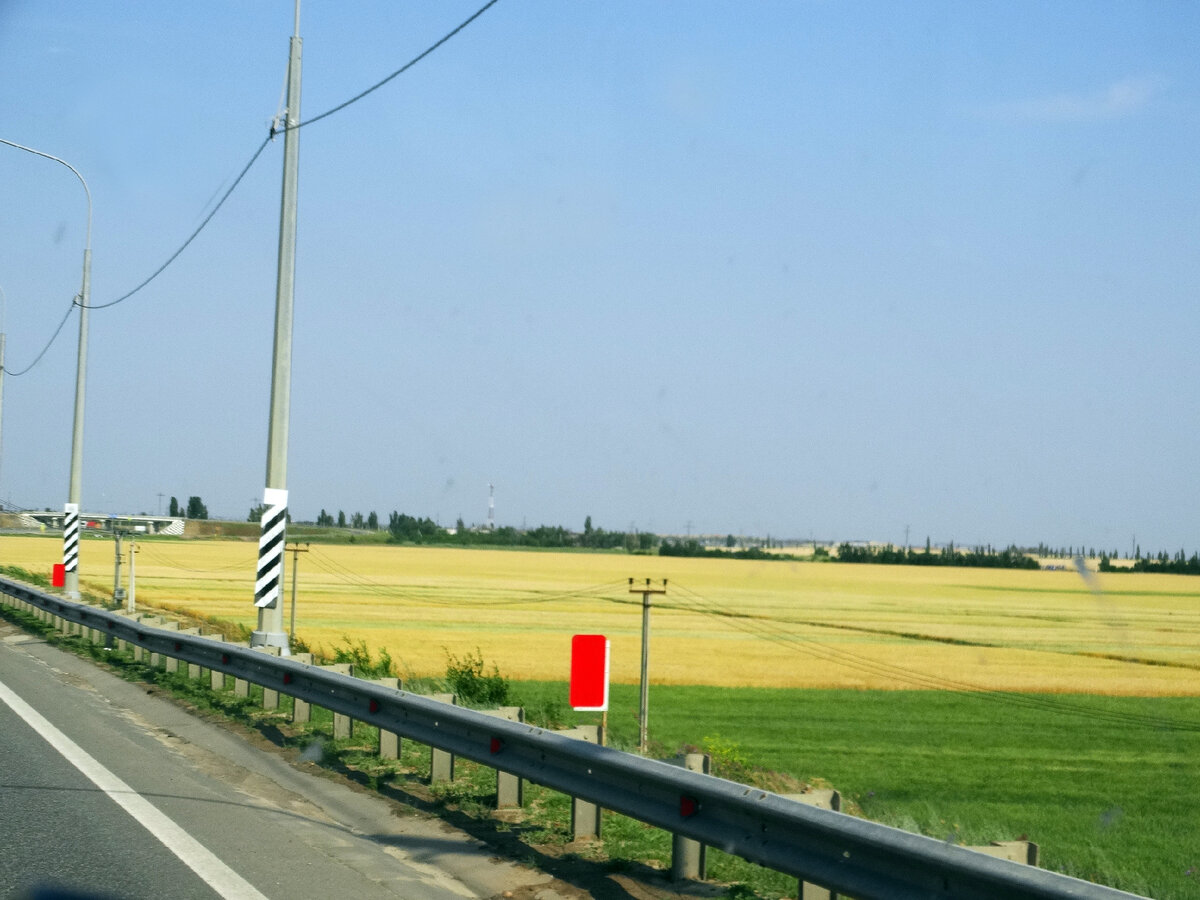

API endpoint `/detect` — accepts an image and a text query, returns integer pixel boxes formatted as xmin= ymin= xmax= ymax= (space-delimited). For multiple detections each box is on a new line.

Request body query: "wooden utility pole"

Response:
xmin=630 ymin=577 xmax=667 ymax=754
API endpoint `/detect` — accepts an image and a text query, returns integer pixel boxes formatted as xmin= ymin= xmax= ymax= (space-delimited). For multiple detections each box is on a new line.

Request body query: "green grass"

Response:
xmin=419 ymin=679 xmax=1200 ymax=897
xmin=592 ymin=682 xmax=1200 ymax=898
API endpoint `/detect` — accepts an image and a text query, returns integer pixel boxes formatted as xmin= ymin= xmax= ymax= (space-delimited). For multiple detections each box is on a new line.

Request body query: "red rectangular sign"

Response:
xmin=569 ymin=634 xmax=610 ymax=711
xmin=51 ymin=563 xmax=65 ymax=588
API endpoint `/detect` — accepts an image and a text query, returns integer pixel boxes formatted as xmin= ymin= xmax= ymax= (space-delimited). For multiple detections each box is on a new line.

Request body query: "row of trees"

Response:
xmin=168 ymin=496 xmax=207 ymax=519
xmin=385 ymin=513 xmax=660 ymax=552
xmin=313 ymin=509 xmax=380 ymax=530
xmin=834 ymin=541 xmax=1040 ymax=570
xmin=1100 ymin=549 xmax=1200 ymax=575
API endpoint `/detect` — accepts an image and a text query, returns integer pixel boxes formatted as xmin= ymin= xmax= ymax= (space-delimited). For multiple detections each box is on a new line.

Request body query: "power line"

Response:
xmin=305 ymin=546 xmax=625 ymax=608
xmin=290 ymin=0 xmax=501 ymax=132
xmin=669 ymin=581 xmax=1200 ymax=733
xmin=2 ymin=299 xmax=76 ymax=377
xmin=80 ymin=135 xmax=273 ymax=311
xmin=2 ymin=3 xmax=503 ymax=372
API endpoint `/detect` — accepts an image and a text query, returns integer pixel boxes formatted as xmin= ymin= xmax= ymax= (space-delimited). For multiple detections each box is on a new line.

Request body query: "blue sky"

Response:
xmin=0 ymin=1 xmax=1197 ymax=552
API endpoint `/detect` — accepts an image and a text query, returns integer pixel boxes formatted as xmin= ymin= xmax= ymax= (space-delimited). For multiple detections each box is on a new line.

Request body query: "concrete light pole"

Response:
xmin=0 ymin=139 xmax=91 ymax=600
xmin=252 ymin=0 xmax=302 ymax=651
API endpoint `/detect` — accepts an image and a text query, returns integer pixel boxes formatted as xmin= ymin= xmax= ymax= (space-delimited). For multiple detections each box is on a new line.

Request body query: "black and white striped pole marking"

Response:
xmin=62 ymin=503 xmax=80 ymax=584
xmin=255 ymin=488 xmax=287 ymax=610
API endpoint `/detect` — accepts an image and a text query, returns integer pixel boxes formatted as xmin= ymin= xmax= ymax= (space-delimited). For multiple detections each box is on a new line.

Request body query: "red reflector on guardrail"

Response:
xmin=221 ymin=654 xmax=230 ymax=665
xmin=490 ymin=737 xmax=503 ymax=754
xmin=680 ymin=796 xmax=699 ymax=818
xmin=283 ymin=673 xmax=292 ymax=685
xmin=174 ymin=642 xmax=182 ymax=652
xmin=369 ymin=699 xmax=380 ymax=713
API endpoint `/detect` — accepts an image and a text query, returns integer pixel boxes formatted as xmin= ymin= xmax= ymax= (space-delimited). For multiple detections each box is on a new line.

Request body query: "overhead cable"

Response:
xmin=290 ymin=0 xmax=501 ymax=131
xmin=80 ymin=135 xmax=273 ymax=310
xmin=3 ymin=299 xmax=76 ymax=376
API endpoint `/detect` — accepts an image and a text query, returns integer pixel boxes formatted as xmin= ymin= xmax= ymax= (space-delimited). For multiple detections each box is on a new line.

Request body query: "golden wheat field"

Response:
xmin=7 ymin=534 xmax=1200 ymax=694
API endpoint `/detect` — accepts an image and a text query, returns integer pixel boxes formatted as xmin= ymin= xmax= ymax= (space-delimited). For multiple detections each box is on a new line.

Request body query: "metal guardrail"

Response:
xmin=0 ymin=576 xmax=1145 ymax=900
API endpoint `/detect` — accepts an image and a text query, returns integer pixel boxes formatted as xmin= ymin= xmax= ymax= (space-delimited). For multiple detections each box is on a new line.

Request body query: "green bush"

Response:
xmin=444 ymin=647 xmax=508 ymax=706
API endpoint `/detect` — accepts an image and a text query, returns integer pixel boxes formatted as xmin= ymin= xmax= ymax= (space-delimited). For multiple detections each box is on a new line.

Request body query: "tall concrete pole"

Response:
xmin=66 ymin=243 xmax=91 ymax=599
xmin=252 ymin=1 xmax=302 ymax=650
xmin=0 ymin=139 xmax=92 ymax=600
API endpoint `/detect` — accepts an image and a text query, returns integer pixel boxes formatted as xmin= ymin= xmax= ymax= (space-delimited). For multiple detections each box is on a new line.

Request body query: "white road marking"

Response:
xmin=0 ymin=677 xmax=269 ymax=899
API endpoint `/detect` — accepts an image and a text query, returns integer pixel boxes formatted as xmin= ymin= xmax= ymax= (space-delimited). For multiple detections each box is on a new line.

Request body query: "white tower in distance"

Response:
xmin=487 ymin=483 xmax=495 ymax=531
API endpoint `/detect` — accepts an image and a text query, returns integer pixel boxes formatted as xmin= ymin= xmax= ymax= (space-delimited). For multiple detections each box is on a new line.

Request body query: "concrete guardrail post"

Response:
xmin=318 ymin=664 xmax=354 ymax=736
xmin=785 ymin=790 xmax=841 ymax=900
xmin=129 ymin=615 xmax=162 ymax=661
xmin=970 ymin=840 xmax=1039 ymax=866
xmin=88 ymin=606 xmax=108 ymax=646
xmin=558 ymin=724 xmax=603 ymax=839
xmin=170 ymin=627 xmax=201 ymax=677
xmin=256 ymin=646 xmax=284 ymax=708
xmin=484 ymin=706 xmax=525 ymax=808
xmin=371 ymin=678 xmax=402 ymax=758
xmin=200 ymin=634 xmax=227 ymax=690
xmin=671 ymin=753 xmax=710 ymax=881
xmin=429 ymin=693 xmax=457 ymax=782
xmin=149 ymin=620 xmax=180 ymax=669
xmin=285 ymin=652 xmax=316 ymax=721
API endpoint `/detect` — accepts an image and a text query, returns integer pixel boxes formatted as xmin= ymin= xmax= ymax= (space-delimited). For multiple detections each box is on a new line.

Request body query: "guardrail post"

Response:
xmin=371 ymin=678 xmax=402 ymax=758
xmin=256 ymin=646 xmax=283 ymax=708
xmin=970 ymin=840 xmax=1039 ymax=866
xmin=287 ymin=652 xmax=316 ymax=721
xmin=89 ymin=607 xmax=107 ymax=646
xmin=562 ymin=724 xmax=603 ymax=840
xmin=129 ymin=615 xmax=161 ymax=661
xmin=485 ymin=706 xmax=525 ymax=808
xmin=429 ymin=693 xmax=457 ymax=782
xmin=784 ymin=790 xmax=841 ymax=900
xmin=171 ymin=627 xmax=201 ymax=677
xmin=319 ymin=664 xmax=354 ymax=736
xmin=200 ymin=634 xmax=226 ymax=689
xmin=148 ymin=620 xmax=179 ymax=668
xmin=671 ymin=753 xmax=710 ymax=882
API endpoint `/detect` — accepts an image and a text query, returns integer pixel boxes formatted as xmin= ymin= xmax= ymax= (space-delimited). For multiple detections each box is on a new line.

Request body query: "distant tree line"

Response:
xmin=1100 ymin=549 xmax=1200 ymax=575
xmin=383 ymin=512 xmax=659 ymax=552
xmin=834 ymin=541 xmax=1039 ymax=570
xmin=659 ymin=539 xmax=776 ymax=560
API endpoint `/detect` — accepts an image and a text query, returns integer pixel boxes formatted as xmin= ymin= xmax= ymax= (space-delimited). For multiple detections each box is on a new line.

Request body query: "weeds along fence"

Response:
xmin=0 ymin=576 xmax=1146 ymax=900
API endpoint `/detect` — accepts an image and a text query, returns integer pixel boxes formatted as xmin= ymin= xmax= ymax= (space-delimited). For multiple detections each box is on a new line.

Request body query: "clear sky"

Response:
xmin=0 ymin=1 xmax=1197 ymax=552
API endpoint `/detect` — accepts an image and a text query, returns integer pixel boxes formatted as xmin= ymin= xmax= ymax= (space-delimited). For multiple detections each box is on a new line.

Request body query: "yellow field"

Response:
xmin=8 ymin=535 xmax=1200 ymax=695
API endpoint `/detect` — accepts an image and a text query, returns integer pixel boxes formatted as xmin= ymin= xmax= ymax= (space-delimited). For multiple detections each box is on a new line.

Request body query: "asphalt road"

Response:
xmin=0 ymin=620 xmax=552 ymax=900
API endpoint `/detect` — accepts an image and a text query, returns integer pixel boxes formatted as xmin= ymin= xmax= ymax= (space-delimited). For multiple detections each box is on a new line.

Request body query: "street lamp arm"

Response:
xmin=0 ymin=138 xmax=92 ymax=251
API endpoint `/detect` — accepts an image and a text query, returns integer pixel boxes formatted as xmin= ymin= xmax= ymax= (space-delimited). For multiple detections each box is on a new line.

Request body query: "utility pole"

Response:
xmin=630 ymin=577 xmax=667 ymax=754
xmin=127 ymin=535 xmax=137 ymax=613
xmin=112 ymin=531 xmax=125 ymax=605
xmin=252 ymin=0 xmax=302 ymax=653
xmin=157 ymin=493 xmax=164 ymax=516
xmin=286 ymin=541 xmax=309 ymax=642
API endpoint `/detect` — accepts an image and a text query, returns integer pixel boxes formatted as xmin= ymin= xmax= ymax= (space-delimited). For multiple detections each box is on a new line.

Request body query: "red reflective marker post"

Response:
xmin=52 ymin=564 xmax=65 ymax=588
xmin=570 ymin=634 xmax=610 ymax=712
